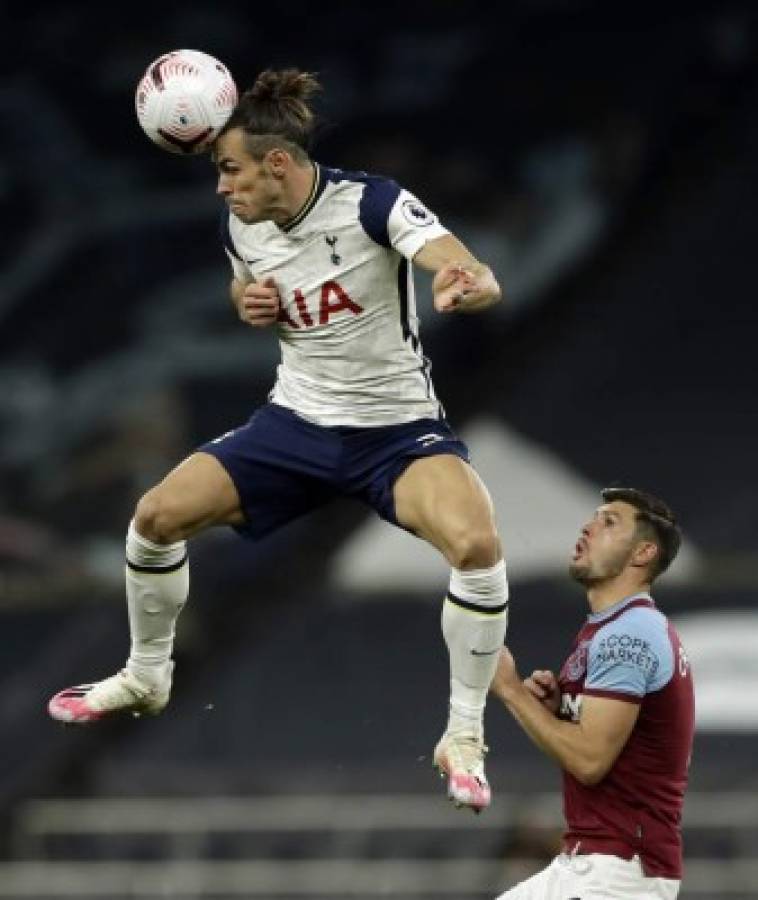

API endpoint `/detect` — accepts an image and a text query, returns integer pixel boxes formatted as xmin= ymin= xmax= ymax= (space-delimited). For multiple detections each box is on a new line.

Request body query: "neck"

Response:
xmin=586 ymin=576 xmax=651 ymax=615
xmin=280 ymin=161 xmax=317 ymax=224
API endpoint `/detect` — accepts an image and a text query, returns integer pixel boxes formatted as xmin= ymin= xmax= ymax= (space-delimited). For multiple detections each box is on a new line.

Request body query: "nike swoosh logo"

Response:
xmin=470 ymin=648 xmax=501 ymax=657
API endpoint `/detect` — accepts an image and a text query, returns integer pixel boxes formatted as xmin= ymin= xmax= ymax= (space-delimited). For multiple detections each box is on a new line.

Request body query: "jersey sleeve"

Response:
xmin=585 ymin=608 xmax=675 ymax=701
xmin=225 ymin=248 xmax=249 ymax=281
xmin=358 ymin=177 xmax=448 ymax=259
xmin=220 ymin=210 xmax=250 ymax=281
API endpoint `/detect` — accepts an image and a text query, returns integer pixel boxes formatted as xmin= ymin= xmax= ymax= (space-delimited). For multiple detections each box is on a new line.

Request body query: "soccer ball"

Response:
xmin=135 ymin=49 xmax=238 ymax=155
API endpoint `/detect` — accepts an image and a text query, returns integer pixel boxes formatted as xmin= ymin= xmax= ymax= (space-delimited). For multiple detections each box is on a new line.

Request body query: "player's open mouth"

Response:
xmin=573 ymin=538 xmax=587 ymax=560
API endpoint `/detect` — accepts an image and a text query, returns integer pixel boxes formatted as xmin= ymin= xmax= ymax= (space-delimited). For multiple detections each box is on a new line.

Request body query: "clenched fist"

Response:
xmin=432 ymin=263 xmax=501 ymax=313
xmin=239 ymin=277 xmax=281 ymax=327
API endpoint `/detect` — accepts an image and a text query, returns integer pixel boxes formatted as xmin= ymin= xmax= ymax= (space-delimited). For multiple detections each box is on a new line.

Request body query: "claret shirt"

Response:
xmin=222 ymin=164 xmax=450 ymax=427
xmin=558 ymin=593 xmax=695 ymax=878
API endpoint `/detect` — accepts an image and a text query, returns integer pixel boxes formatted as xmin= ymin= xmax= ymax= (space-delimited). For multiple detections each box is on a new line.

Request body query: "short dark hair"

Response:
xmin=601 ymin=487 xmax=682 ymax=579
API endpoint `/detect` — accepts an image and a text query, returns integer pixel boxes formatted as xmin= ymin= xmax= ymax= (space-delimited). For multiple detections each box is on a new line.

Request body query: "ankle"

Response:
xmin=126 ymin=659 xmax=173 ymax=687
xmin=446 ymin=705 xmax=484 ymax=739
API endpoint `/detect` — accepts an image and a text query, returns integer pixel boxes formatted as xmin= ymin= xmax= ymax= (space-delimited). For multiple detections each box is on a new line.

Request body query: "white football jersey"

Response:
xmin=222 ymin=164 xmax=450 ymax=427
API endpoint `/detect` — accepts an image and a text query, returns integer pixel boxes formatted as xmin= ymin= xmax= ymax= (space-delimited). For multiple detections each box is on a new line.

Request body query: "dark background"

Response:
xmin=1 ymin=2 xmax=757 ymax=898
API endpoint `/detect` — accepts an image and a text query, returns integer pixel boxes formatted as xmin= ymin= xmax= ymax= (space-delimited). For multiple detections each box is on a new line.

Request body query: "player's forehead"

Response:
xmin=213 ymin=127 xmax=252 ymax=165
xmin=594 ymin=500 xmax=637 ymax=523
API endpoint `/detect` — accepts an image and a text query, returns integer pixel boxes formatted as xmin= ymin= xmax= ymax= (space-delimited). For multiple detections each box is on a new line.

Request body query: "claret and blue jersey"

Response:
xmin=558 ymin=593 xmax=695 ymax=879
xmin=221 ymin=163 xmax=450 ymax=427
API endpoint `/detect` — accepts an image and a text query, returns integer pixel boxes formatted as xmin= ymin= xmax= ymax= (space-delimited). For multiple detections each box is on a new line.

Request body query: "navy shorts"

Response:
xmin=198 ymin=403 xmax=470 ymax=541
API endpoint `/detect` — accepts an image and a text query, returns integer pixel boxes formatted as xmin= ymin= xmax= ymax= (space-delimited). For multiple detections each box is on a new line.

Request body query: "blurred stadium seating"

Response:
xmin=2 ymin=2 xmax=758 ymax=897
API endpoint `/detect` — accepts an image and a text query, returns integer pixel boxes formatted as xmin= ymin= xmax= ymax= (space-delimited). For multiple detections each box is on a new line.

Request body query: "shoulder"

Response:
xmin=319 ymin=166 xmax=402 ymax=209
xmin=321 ymin=165 xmax=399 ymax=193
xmin=220 ymin=207 xmax=272 ymax=259
xmin=587 ymin=605 xmax=675 ymax=695
xmin=591 ymin=605 xmax=672 ymax=661
xmin=318 ymin=166 xmax=401 ymax=247
xmin=219 ymin=207 xmax=242 ymax=260
xmin=603 ymin=603 xmax=667 ymax=633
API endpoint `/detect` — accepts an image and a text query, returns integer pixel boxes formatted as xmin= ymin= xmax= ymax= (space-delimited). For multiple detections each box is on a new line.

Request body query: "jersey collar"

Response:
xmin=587 ymin=592 xmax=654 ymax=624
xmin=280 ymin=162 xmax=325 ymax=233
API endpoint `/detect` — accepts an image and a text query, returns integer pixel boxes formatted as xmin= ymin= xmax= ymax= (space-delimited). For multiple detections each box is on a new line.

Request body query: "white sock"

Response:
xmin=443 ymin=559 xmax=509 ymax=737
xmin=124 ymin=520 xmax=189 ymax=685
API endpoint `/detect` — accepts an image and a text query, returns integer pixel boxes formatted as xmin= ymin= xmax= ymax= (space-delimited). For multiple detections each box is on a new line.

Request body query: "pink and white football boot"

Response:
xmin=48 ymin=664 xmax=172 ymax=723
xmin=433 ymin=730 xmax=491 ymax=813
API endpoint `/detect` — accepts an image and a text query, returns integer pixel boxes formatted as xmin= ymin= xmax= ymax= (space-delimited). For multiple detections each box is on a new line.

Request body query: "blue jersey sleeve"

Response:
xmin=358 ymin=176 xmax=402 ymax=248
xmin=357 ymin=175 xmax=448 ymax=257
xmin=586 ymin=607 xmax=674 ymax=698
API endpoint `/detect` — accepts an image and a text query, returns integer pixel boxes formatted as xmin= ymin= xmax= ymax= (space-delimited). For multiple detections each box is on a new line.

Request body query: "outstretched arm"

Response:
xmin=491 ymin=648 xmax=639 ymax=785
xmin=413 ymin=233 xmax=503 ymax=314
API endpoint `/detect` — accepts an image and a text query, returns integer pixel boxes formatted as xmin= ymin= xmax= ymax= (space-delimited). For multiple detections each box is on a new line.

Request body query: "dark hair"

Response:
xmin=219 ymin=68 xmax=321 ymax=162
xmin=601 ymin=487 xmax=681 ymax=579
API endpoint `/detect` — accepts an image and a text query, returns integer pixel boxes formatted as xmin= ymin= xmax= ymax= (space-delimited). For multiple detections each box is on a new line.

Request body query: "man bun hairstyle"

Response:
xmin=601 ymin=486 xmax=682 ymax=579
xmin=220 ymin=68 xmax=322 ymax=161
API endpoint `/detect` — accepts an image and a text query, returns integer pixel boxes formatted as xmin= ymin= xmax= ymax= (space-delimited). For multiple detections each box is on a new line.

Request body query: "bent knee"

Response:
xmin=446 ymin=524 xmax=501 ymax=570
xmin=134 ymin=489 xmax=189 ymax=545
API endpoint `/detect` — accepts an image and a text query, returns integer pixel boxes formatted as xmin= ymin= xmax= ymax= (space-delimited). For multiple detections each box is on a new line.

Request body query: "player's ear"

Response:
xmin=265 ymin=148 xmax=288 ymax=178
xmin=632 ymin=541 xmax=658 ymax=570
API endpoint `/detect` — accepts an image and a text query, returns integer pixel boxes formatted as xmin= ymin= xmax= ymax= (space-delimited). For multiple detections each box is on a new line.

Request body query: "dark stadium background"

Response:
xmin=1 ymin=2 xmax=757 ymax=898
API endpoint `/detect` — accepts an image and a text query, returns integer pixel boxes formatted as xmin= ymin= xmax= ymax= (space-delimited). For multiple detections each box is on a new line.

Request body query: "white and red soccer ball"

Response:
xmin=135 ymin=49 xmax=238 ymax=155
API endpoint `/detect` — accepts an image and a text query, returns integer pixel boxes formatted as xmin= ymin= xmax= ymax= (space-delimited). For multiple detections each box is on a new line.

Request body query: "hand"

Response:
xmin=239 ymin=277 xmax=281 ymax=327
xmin=524 ymin=669 xmax=560 ymax=714
xmin=432 ymin=263 xmax=501 ymax=313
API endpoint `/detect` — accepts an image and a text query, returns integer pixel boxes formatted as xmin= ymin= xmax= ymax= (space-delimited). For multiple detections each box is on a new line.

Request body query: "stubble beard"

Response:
xmin=568 ymin=546 xmax=633 ymax=588
xmin=568 ymin=561 xmax=591 ymax=586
